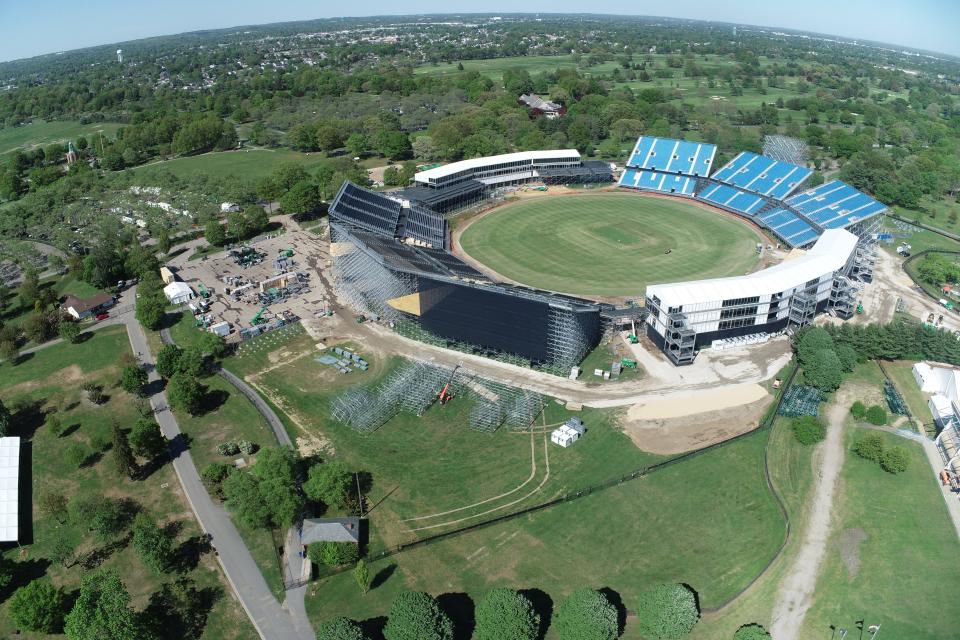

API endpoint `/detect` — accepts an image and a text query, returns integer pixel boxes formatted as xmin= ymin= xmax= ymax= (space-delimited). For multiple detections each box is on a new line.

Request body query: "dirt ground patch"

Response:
xmin=838 ymin=527 xmax=867 ymax=579
xmin=621 ymin=391 xmax=772 ymax=455
xmin=4 ymin=363 xmax=86 ymax=396
xmin=296 ymin=433 xmax=334 ymax=458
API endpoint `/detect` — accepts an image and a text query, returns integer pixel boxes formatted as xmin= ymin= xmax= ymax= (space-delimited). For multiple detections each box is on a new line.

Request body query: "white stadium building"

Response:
xmin=645 ymin=229 xmax=863 ymax=365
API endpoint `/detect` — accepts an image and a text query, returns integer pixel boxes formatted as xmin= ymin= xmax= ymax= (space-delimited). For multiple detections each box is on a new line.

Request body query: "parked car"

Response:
xmin=95 ymin=312 xmax=110 ymax=321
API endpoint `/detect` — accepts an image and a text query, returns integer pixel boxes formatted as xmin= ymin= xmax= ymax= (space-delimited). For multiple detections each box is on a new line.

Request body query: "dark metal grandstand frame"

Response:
xmin=330 ymin=221 xmax=602 ymax=372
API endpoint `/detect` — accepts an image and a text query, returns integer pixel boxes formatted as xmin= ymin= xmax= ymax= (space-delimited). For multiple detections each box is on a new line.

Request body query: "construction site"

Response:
xmin=164 ymin=220 xmax=335 ymax=343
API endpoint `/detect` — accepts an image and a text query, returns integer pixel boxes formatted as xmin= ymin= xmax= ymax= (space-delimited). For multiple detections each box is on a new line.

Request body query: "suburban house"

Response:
xmin=518 ymin=93 xmax=565 ymax=119
xmin=301 ymin=517 xmax=361 ymax=547
xmin=62 ymin=293 xmax=115 ymax=320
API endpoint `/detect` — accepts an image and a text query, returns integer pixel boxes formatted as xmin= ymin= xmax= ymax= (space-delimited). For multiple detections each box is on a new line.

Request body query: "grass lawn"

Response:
xmin=132 ymin=149 xmax=331 ymax=181
xmin=305 ymin=428 xmax=786 ymax=638
xmin=459 ymin=192 xmax=763 ymax=297
xmin=225 ymin=342 xmax=787 ymax=636
xmin=164 ymin=352 xmax=288 ymax=598
xmin=577 ymin=339 xmax=643 ymax=384
xmin=687 ymin=415 xmax=816 ymax=639
xmin=801 ymin=428 xmax=960 ymax=639
xmin=0 ymin=120 xmax=123 ymax=155
xmin=884 ymin=360 xmax=936 ymax=433
xmin=0 ymin=326 xmax=256 ymax=640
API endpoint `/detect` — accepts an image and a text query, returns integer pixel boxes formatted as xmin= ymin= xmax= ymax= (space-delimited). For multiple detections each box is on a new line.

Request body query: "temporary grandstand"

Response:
xmin=618 ymin=135 xmax=887 ymax=249
xmin=329 ymin=186 xmax=605 ymax=372
xmin=619 ymin=136 xmax=717 ymax=196
xmin=330 ymin=181 xmax=448 ymax=249
xmin=410 ymin=150 xmax=612 ymax=207
xmin=645 ymin=229 xmax=863 ymax=365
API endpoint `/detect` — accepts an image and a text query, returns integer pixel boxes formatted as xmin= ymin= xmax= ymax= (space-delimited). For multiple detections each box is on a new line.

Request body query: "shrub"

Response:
xmin=237 ymin=439 xmax=257 ymax=455
xmin=7 ymin=579 xmax=67 ymax=633
xmin=733 ymin=623 xmax=771 ymax=639
xmin=217 ymin=441 xmax=240 ymax=456
xmin=201 ymin=463 xmax=233 ymax=500
xmin=865 ymin=405 xmax=887 ymax=426
xmin=308 ymin=541 xmax=359 ymax=567
xmin=383 ymin=591 xmax=454 ymax=640
xmin=317 ymin=617 xmax=368 ymax=640
xmin=791 ymin=416 xmax=826 ymax=445
xmin=82 ymin=382 xmax=104 ymax=404
xmin=849 ymin=401 xmax=866 ymax=420
xmin=554 ymin=588 xmax=618 ymax=640
xmin=65 ymin=442 xmax=90 ymax=468
xmin=635 ymin=583 xmax=700 ymax=639
xmin=45 ymin=413 xmax=64 ymax=437
xmin=852 ymin=433 xmax=885 ymax=461
xmin=474 ymin=588 xmax=540 ymax=640
xmin=880 ymin=446 xmax=909 ymax=473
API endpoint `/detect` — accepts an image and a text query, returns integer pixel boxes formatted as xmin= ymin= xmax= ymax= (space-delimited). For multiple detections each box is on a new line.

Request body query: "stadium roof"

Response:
xmin=0 ymin=437 xmax=20 ymax=542
xmin=394 ymin=179 xmax=486 ymax=208
xmin=647 ymin=229 xmax=858 ymax=305
xmin=414 ymin=149 xmax=580 ymax=183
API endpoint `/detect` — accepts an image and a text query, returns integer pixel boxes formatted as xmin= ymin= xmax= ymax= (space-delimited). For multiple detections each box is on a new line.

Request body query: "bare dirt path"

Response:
xmin=770 ymin=387 xmax=853 ymax=640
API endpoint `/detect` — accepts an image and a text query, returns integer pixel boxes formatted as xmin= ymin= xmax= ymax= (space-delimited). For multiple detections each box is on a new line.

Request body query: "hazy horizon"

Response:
xmin=1 ymin=2 xmax=958 ymax=64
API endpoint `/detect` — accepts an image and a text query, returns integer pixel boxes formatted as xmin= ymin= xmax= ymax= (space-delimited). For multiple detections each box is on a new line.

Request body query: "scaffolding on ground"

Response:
xmin=884 ymin=380 xmax=909 ymax=416
xmin=329 ymin=358 xmax=543 ymax=434
xmin=777 ymin=384 xmax=825 ymax=417
xmin=762 ymin=135 xmax=809 ymax=166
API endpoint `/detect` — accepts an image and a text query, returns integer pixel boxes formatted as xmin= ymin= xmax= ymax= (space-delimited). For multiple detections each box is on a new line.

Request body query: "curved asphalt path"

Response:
xmin=160 ymin=319 xmax=312 ymax=635
xmin=127 ymin=298 xmax=313 ymax=640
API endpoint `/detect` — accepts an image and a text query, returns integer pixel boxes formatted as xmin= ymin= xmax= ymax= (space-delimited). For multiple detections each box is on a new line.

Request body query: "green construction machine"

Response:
xmin=627 ymin=334 xmax=639 ymax=344
xmin=251 ymin=306 xmax=268 ymax=325
xmin=620 ymin=358 xmax=637 ymax=369
xmin=198 ymin=283 xmax=210 ymax=298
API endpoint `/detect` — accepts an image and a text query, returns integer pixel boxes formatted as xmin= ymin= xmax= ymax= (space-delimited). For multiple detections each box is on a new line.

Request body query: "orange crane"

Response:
xmin=438 ymin=365 xmax=461 ymax=405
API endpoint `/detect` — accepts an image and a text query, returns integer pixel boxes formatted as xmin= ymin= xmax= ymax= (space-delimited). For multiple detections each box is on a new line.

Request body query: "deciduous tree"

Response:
xmin=635 ymin=583 xmax=700 ymax=639
xmin=474 ymin=588 xmax=540 ymax=640
xmin=64 ymin=570 xmax=138 ymax=640
xmin=8 ymin=579 xmax=67 ymax=633
xmin=383 ymin=591 xmax=454 ymax=640
xmin=553 ymin=588 xmax=618 ymax=640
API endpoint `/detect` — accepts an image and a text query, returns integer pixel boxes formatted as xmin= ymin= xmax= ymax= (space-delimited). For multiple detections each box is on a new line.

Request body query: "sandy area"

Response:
xmin=620 ymin=386 xmax=772 ymax=455
xmin=626 ymin=382 xmax=770 ymax=419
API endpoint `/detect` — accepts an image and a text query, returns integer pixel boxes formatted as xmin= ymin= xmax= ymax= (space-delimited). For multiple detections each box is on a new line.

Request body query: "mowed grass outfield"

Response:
xmin=460 ymin=192 xmax=763 ymax=297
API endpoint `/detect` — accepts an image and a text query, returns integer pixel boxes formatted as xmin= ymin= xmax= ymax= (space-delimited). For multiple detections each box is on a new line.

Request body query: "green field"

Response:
xmin=0 ymin=119 xmax=123 ymax=155
xmin=459 ymin=192 xmax=763 ymax=297
xmin=132 ymin=148 xmax=331 ymax=180
xmin=225 ymin=340 xmax=786 ymax=636
xmin=801 ymin=428 xmax=960 ymax=639
xmin=0 ymin=326 xmax=256 ymax=640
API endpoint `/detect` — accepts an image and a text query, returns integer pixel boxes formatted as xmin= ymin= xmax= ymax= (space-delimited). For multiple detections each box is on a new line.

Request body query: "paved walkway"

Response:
xmin=128 ymin=300 xmax=312 ymax=640
xmin=161 ymin=319 xmax=311 ymax=634
xmin=769 ymin=388 xmax=850 ymax=640
xmin=919 ymin=438 xmax=960 ymax=540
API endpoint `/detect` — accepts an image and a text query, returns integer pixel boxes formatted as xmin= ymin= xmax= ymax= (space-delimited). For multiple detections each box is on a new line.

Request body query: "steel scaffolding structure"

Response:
xmin=330 ymin=223 xmax=415 ymax=322
xmin=762 ymin=135 xmax=809 ymax=166
xmin=329 ymin=359 xmax=542 ymax=434
xmin=546 ymin=306 xmax=593 ymax=375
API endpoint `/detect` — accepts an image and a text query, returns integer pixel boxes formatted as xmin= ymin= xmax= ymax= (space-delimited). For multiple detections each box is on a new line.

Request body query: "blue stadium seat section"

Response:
xmin=708 ymin=152 xmax=811 ymax=199
xmin=758 ymin=208 xmax=819 ymax=247
xmin=619 ymin=168 xmax=695 ymax=195
xmin=626 ymin=137 xmax=717 ymax=176
xmin=785 ymin=180 xmax=887 ymax=230
xmin=697 ymin=183 xmax=766 ymax=216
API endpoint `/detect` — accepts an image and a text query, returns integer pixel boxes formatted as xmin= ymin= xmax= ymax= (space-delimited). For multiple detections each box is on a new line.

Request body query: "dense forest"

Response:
xmin=0 ymin=13 xmax=959 ymax=245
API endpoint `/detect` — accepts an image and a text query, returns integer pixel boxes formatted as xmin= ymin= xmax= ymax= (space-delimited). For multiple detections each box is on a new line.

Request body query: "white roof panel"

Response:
xmin=647 ymin=229 xmax=858 ymax=305
xmin=0 ymin=437 xmax=20 ymax=542
xmin=415 ymin=149 xmax=580 ymax=183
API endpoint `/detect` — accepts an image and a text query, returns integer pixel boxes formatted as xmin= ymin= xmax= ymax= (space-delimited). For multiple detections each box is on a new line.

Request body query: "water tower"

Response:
xmin=117 ymin=49 xmax=123 ymax=63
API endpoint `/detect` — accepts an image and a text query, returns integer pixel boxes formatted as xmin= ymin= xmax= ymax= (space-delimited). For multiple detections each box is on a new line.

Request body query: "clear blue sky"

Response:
xmin=1 ymin=0 xmax=957 ymax=63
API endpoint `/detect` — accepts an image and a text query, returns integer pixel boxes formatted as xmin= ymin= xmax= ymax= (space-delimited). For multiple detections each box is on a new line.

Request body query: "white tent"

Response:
xmin=164 ymin=281 xmax=195 ymax=305
xmin=0 ymin=437 xmax=20 ymax=542
xmin=551 ymin=425 xmax=581 ymax=448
